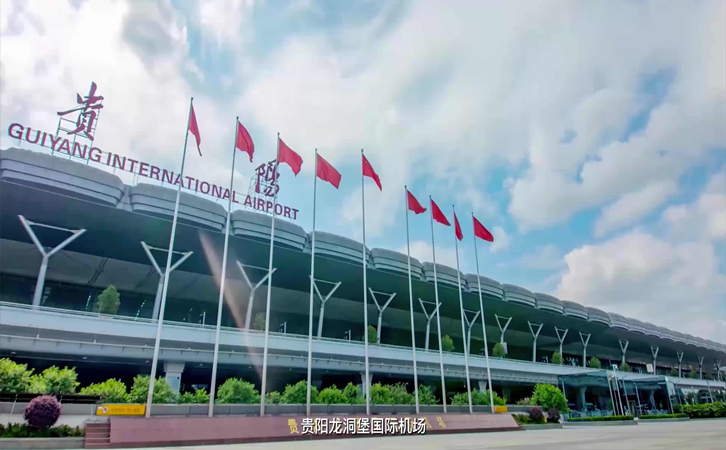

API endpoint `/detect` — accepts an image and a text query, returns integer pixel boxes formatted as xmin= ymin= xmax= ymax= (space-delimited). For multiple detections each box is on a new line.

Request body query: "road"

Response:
xmin=152 ymin=420 xmax=726 ymax=450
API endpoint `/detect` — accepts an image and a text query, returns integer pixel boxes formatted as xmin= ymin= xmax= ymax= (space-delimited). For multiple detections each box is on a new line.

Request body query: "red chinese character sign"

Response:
xmin=255 ymin=160 xmax=280 ymax=197
xmin=57 ymin=82 xmax=104 ymax=141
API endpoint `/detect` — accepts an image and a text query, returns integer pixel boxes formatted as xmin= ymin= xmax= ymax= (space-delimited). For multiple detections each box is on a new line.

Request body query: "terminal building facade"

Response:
xmin=1 ymin=147 xmax=725 ymax=413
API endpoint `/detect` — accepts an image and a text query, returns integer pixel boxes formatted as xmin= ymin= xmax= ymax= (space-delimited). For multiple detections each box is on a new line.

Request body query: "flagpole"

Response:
xmin=453 ymin=205 xmax=473 ymax=414
xmin=306 ymin=150 xmax=318 ymax=417
xmin=405 ymin=186 xmax=420 ymax=414
xmin=145 ymin=97 xmax=193 ymax=418
xmin=260 ymin=133 xmax=280 ymax=416
xmin=207 ymin=116 xmax=238 ymax=417
xmin=429 ymin=196 xmax=447 ymax=413
xmin=361 ymin=149 xmax=371 ymax=415
xmin=473 ymin=212 xmax=495 ymax=414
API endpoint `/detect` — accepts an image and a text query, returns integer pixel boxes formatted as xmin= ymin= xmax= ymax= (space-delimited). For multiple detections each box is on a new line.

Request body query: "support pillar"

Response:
xmin=716 ymin=360 xmax=722 ymax=382
xmin=651 ymin=346 xmax=659 ymax=374
xmin=419 ymin=299 xmax=441 ymax=351
xmin=310 ymin=278 xmax=341 ymax=338
xmin=19 ymin=215 xmax=86 ymax=308
xmin=648 ymin=390 xmax=656 ymax=409
xmin=463 ymin=309 xmax=481 ymax=355
xmin=580 ymin=332 xmax=591 ymax=367
xmin=495 ymin=315 xmax=512 ymax=354
xmin=676 ymin=351 xmax=684 ymax=378
xmin=369 ymin=289 xmax=395 ymax=343
xmin=163 ymin=362 xmax=185 ymax=394
xmin=698 ymin=356 xmax=704 ymax=380
xmin=477 ymin=379 xmax=489 ymax=392
xmin=237 ymin=262 xmax=276 ymax=330
xmin=577 ymin=386 xmax=586 ymax=411
xmin=619 ymin=340 xmax=629 ymax=365
xmin=141 ymin=242 xmax=193 ymax=320
xmin=528 ymin=322 xmax=543 ymax=362
xmin=555 ymin=327 xmax=569 ymax=364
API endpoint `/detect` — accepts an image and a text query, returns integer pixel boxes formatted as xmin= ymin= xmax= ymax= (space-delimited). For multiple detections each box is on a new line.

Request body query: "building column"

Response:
xmin=502 ymin=387 xmax=511 ymax=404
xmin=651 ymin=346 xmax=659 ymax=374
xmin=163 ymin=362 xmax=185 ymax=394
xmin=698 ymin=356 xmax=704 ymax=380
xmin=369 ymin=289 xmax=395 ymax=343
xmin=309 ymin=278 xmax=341 ymax=338
xmin=676 ymin=351 xmax=684 ymax=378
xmin=528 ymin=322 xmax=543 ymax=362
xmin=555 ymin=328 xmax=569 ymax=364
xmin=419 ymin=299 xmax=441 ymax=351
xmin=619 ymin=340 xmax=629 ymax=365
xmin=495 ymin=315 xmax=512 ymax=354
xmin=141 ymin=241 xmax=193 ymax=320
xmin=237 ymin=261 xmax=276 ymax=330
xmin=648 ymin=390 xmax=656 ymax=409
xmin=577 ymin=387 xmax=587 ymax=411
xmin=580 ymin=332 xmax=591 ymax=367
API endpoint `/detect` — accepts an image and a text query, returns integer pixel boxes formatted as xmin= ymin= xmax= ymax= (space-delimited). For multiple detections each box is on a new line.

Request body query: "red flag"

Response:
xmin=236 ymin=121 xmax=254 ymax=162
xmin=316 ymin=154 xmax=341 ymax=189
xmin=430 ymin=198 xmax=450 ymax=226
xmin=188 ymin=104 xmax=202 ymax=156
xmin=362 ymin=154 xmax=382 ymax=190
xmin=407 ymin=190 xmax=426 ymax=214
xmin=454 ymin=212 xmax=463 ymax=241
xmin=473 ymin=215 xmax=494 ymax=242
xmin=278 ymin=137 xmax=303 ymax=175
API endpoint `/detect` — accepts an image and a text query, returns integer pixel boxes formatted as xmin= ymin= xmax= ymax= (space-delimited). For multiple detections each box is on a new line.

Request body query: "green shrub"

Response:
xmin=253 ymin=312 xmax=265 ymax=330
xmin=29 ymin=375 xmax=47 ymax=394
xmin=451 ymin=392 xmax=470 ymax=406
xmin=265 ymin=391 xmax=282 ymax=404
xmin=567 ymin=415 xmax=634 ymax=422
xmin=80 ymin=379 xmax=129 ymax=403
xmin=0 ymin=358 xmax=33 ymax=393
xmin=516 ymin=397 xmax=531 ymax=406
xmin=216 ymin=378 xmax=260 ymax=404
xmin=589 ymin=357 xmax=601 ymax=369
xmin=531 ymin=383 xmax=568 ymax=412
xmin=682 ymin=402 xmax=726 ymax=419
xmin=281 ymin=380 xmax=317 ymax=404
xmin=128 ymin=375 xmax=178 ymax=404
xmin=639 ymin=413 xmax=688 ymax=420
xmin=528 ymin=406 xmax=545 ymax=423
xmin=688 ymin=369 xmax=698 ymax=379
xmin=441 ymin=335 xmax=455 ymax=352
xmin=670 ymin=368 xmax=679 ymax=377
xmin=452 ymin=389 xmax=505 ymax=406
xmin=96 ymin=285 xmax=121 ymax=315
xmin=367 ymin=325 xmax=378 ymax=344
xmin=178 ymin=388 xmax=209 ymax=404
xmin=0 ymin=423 xmax=83 ymax=438
xmin=37 ymin=366 xmax=79 ymax=395
xmin=370 ymin=383 xmax=392 ymax=405
xmin=673 ymin=404 xmax=683 ymax=413
xmin=513 ymin=414 xmax=531 ymax=424
xmin=620 ymin=362 xmax=631 ymax=372
xmin=552 ymin=352 xmax=563 ymax=365
xmin=492 ymin=343 xmax=506 ymax=358
xmin=390 ymin=383 xmax=414 ymax=405
xmin=316 ymin=385 xmax=347 ymax=404
xmin=416 ymin=385 xmax=438 ymax=405
xmin=342 ymin=382 xmax=360 ymax=404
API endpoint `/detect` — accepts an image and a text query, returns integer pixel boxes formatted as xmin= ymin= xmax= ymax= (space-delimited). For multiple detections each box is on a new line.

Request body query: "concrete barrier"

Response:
xmin=0 ymin=438 xmax=84 ymax=449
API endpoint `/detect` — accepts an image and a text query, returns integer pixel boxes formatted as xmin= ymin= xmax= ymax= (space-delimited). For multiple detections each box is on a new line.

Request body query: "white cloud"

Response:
xmin=594 ymin=180 xmax=678 ymax=237
xmin=514 ymin=244 xmax=565 ymax=271
xmin=401 ymin=240 xmax=460 ymax=272
xmin=489 ymin=226 xmax=509 ymax=253
xmin=196 ymin=0 xmax=258 ymax=49
xmin=663 ymin=170 xmax=726 ymax=242
xmin=555 ymin=230 xmax=726 ymax=343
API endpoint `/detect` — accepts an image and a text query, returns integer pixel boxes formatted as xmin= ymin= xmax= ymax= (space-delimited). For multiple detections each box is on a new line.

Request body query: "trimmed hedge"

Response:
xmin=0 ymin=423 xmax=83 ymax=438
xmin=639 ymin=413 xmax=688 ymax=420
xmin=682 ymin=402 xmax=726 ymax=418
xmin=567 ymin=415 xmax=634 ymax=422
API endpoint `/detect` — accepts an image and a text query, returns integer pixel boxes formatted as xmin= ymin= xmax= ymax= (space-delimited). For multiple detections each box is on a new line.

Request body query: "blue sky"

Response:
xmin=1 ymin=0 xmax=724 ymax=343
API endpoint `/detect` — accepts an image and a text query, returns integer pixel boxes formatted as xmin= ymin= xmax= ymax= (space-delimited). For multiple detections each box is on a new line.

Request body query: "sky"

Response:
xmin=1 ymin=0 xmax=724 ymax=343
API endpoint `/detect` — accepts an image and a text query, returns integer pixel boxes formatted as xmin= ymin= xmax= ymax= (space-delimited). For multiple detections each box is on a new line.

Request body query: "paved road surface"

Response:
xmin=153 ymin=420 xmax=726 ymax=450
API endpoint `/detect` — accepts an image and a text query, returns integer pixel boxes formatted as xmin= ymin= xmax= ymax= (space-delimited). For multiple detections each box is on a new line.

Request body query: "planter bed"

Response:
xmin=0 ymin=437 xmax=84 ymax=449
xmin=521 ymin=423 xmax=562 ymax=430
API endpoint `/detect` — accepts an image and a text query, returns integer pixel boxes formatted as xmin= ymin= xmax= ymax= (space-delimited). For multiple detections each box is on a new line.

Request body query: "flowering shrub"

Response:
xmin=24 ymin=395 xmax=61 ymax=429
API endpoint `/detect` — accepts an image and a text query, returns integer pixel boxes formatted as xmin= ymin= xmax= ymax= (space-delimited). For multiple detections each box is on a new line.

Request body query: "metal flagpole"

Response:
xmin=207 ymin=116 xmax=238 ymax=417
xmin=361 ymin=149 xmax=371 ymax=415
xmin=260 ymin=133 xmax=280 ymax=416
xmin=405 ymin=186 xmax=420 ymax=414
xmin=429 ymin=196 xmax=447 ymax=413
xmin=453 ymin=206 xmax=473 ymax=414
xmin=306 ymin=150 xmax=318 ymax=417
xmin=146 ymin=97 xmax=193 ymax=418
xmin=472 ymin=212 xmax=495 ymax=414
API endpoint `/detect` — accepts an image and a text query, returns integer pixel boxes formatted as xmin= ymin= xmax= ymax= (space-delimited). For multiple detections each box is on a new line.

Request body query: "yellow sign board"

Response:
xmin=494 ymin=405 xmax=508 ymax=413
xmin=96 ymin=404 xmax=146 ymax=416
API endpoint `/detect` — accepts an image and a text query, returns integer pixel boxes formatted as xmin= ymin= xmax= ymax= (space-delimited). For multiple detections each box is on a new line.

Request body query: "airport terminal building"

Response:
xmin=1 ymin=146 xmax=725 ymax=413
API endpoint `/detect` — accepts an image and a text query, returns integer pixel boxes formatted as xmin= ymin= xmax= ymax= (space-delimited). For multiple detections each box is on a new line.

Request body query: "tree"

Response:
xmin=670 ymin=367 xmax=679 ymax=377
xmin=552 ymin=352 xmax=563 ymax=365
xmin=689 ymin=369 xmax=698 ymax=379
xmin=342 ymin=382 xmax=360 ymax=404
xmin=441 ymin=335 xmax=455 ymax=352
xmin=178 ymin=388 xmax=209 ymax=404
xmin=216 ymin=378 xmax=260 ymax=404
xmin=253 ymin=312 xmax=266 ymax=331
xmin=530 ymin=383 xmax=568 ymax=412
xmin=0 ymin=358 xmax=33 ymax=393
xmin=492 ymin=343 xmax=506 ymax=358
xmin=80 ymin=379 xmax=129 ymax=403
xmin=589 ymin=357 xmax=601 ymax=369
xmin=367 ymin=325 xmax=378 ymax=344
xmin=317 ymin=385 xmax=347 ymax=404
xmin=370 ymin=383 xmax=393 ymax=405
xmin=389 ymin=383 xmax=414 ymax=405
xmin=281 ymin=380 xmax=317 ymax=404
xmin=96 ymin=285 xmax=121 ymax=315
xmin=37 ymin=366 xmax=79 ymax=395
xmin=128 ymin=375 xmax=177 ymax=404
xmin=416 ymin=384 xmax=438 ymax=405
xmin=265 ymin=391 xmax=282 ymax=404
xmin=620 ymin=362 xmax=631 ymax=372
